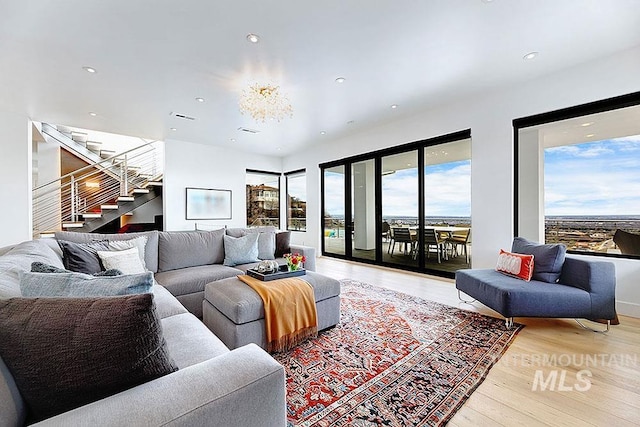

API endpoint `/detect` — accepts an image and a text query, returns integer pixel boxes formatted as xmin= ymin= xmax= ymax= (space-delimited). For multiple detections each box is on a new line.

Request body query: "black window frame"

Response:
xmin=285 ymin=168 xmax=307 ymax=232
xmin=245 ymin=169 xmax=281 ymax=229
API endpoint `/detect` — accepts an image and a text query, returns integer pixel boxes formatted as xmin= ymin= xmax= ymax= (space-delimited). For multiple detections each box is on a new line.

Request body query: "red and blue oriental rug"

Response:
xmin=274 ymin=279 xmax=523 ymax=426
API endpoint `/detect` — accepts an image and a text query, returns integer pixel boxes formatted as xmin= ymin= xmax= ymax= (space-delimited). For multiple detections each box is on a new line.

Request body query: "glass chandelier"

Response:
xmin=239 ymin=83 xmax=293 ymax=123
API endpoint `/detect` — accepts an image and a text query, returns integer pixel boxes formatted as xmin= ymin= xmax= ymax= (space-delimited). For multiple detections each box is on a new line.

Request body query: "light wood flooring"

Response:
xmin=315 ymin=256 xmax=640 ymax=427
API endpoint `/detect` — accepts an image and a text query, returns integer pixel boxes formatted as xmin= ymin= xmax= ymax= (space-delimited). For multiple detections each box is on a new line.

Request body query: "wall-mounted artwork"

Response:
xmin=185 ymin=187 xmax=232 ymax=220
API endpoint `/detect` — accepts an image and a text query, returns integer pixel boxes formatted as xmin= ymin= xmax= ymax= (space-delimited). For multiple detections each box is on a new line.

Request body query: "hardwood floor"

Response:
xmin=315 ymin=256 xmax=640 ymax=427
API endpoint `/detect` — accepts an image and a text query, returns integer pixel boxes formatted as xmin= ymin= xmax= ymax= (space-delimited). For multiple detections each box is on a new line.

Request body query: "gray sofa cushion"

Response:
xmin=153 ymin=284 xmax=189 ymax=319
xmin=19 ymin=271 xmax=154 ymax=297
xmin=154 ymin=264 xmax=242 ymax=297
xmin=0 ymin=240 xmax=64 ymax=298
xmin=225 ymin=226 xmax=276 ymax=238
xmin=0 ymin=294 xmax=178 ymax=423
xmin=55 ymin=231 xmax=160 ymax=273
xmin=161 ymin=313 xmax=229 ymax=369
xmin=512 ymin=237 xmax=567 ymax=283
xmin=158 ymin=230 xmax=225 ymax=272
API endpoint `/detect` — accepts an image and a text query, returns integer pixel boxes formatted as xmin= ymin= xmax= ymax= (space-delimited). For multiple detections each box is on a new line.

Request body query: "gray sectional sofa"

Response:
xmin=0 ymin=226 xmax=315 ymax=426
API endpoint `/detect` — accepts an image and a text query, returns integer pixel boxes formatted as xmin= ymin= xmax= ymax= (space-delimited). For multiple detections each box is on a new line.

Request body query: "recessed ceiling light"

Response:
xmin=230 ymin=138 xmax=236 ymax=142
xmin=320 ymin=131 xmax=326 ymax=135
xmin=335 ymin=77 xmax=346 ymax=83
xmin=82 ymin=66 xmax=97 ymax=73
xmin=391 ymin=104 xmax=398 ymax=109
xmin=89 ymin=112 xmax=97 ymax=117
xmin=581 ymin=122 xmax=593 ymax=127
xmin=523 ymin=52 xmax=539 ymax=60
xmin=277 ymin=147 xmax=281 ymax=151
xmin=170 ymin=127 xmax=177 ymax=131
xmin=586 ymin=133 xmax=595 ymax=137
xmin=481 ymin=0 xmax=494 ymax=3
xmin=246 ymin=33 xmax=260 ymax=43
xmin=195 ymin=97 xmax=205 ymax=103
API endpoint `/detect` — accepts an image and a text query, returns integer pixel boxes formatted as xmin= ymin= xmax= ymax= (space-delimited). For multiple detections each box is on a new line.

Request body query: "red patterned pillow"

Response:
xmin=496 ymin=249 xmax=534 ymax=281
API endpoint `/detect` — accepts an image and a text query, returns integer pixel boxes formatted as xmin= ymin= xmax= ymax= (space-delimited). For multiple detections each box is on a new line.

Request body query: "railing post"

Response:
xmin=70 ymin=175 xmax=76 ymax=222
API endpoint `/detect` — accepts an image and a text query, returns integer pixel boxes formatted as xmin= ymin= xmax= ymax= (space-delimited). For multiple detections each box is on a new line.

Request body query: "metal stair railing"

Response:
xmin=32 ymin=140 xmax=163 ymax=238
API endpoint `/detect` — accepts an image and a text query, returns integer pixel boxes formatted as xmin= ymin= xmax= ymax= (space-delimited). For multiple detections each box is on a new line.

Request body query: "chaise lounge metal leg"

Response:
xmin=505 ymin=317 xmax=514 ymax=329
xmin=574 ymin=319 xmax=610 ymax=333
xmin=457 ymin=290 xmax=476 ymax=304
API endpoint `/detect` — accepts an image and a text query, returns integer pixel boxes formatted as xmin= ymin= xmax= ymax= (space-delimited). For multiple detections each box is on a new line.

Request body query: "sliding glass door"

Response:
xmin=320 ymin=130 xmax=471 ymax=278
xmin=322 ymin=165 xmax=346 ymax=256
xmin=382 ymin=151 xmax=419 ymax=268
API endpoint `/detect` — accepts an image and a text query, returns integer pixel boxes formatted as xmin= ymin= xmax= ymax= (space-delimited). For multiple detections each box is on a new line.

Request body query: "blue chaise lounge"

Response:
xmin=455 ymin=237 xmax=617 ymax=331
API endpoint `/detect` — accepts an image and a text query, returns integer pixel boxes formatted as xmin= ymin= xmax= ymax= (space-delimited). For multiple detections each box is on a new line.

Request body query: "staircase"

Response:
xmin=33 ymin=124 xmax=164 ymax=237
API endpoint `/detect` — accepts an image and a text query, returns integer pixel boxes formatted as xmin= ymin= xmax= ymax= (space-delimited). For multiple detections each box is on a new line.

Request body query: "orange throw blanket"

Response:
xmin=237 ymin=275 xmax=318 ymax=353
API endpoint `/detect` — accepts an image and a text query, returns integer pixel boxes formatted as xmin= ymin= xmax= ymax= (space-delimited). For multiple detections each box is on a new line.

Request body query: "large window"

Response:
xmin=286 ymin=169 xmax=306 ymax=231
xmin=515 ymin=93 xmax=640 ymax=258
xmin=246 ymin=170 xmax=280 ymax=228
xmin=320 ymin=130 xmax=471 ymax=278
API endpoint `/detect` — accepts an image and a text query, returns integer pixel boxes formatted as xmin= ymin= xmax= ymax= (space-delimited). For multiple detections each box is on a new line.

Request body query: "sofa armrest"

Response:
xmin=560 ymin=256 xmax=616 ymax=319
xmin=34 ymin=344 xmax=286 ymax=427
xmin=290 ymin=244 xmax=316 ymax=271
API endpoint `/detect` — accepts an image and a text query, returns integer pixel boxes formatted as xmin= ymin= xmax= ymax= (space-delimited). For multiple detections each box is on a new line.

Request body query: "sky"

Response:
xmin=323 ymin=160 xmax=471 ymax=217
xmin=544 ymin=135 xmax=640 ymax=216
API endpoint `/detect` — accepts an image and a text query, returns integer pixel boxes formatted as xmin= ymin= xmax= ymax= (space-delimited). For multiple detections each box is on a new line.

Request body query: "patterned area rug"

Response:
xmin=273 ymin=279 xmax=523 ymax=426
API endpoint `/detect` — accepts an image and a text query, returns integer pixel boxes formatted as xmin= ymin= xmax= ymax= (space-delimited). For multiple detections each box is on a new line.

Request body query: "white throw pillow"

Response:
xmin=108 ymin=236 xmax=148 ymax=270
xmin=97 ymin=247 xmax=146 ymax=275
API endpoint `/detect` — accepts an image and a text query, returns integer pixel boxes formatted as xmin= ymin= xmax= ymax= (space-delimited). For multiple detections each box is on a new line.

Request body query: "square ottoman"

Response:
xmin=203 ymin=271 xmax=341 ymax=350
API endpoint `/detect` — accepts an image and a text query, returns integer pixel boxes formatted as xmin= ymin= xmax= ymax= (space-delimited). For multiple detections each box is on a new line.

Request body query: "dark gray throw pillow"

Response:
xmin=31 ymin=261 xmax=122 ymax=276
xmin=275 ymin=231 xmax=291 ymax=258
xmin=0 ymin=294 xmax=178 ymax=423
xmin=57 ymin=239 xmax=109 ymax=274
xmin=511 ymin=236 xmax=567 ymax=283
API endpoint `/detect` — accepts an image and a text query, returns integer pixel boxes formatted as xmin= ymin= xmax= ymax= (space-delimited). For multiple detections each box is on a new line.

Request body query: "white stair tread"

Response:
xmin=101 ymin=204 xmax=119 ymax=210
xmin=86 ymin=141 xmax=102 ymax=147
xmin=117 ymin=196 xmax=135 ymax=202
xmin=132 ymin=188 xmax=150 ymax=194
xmin=39 ymin=232 xmax=56 ymax=238
xmin=147 ymin=181 xmax=163 ymax=186
xmin=81 ymin=213 xmax=102 ymax=218
xmin=62 ymin=222 xmax=85 ymax=228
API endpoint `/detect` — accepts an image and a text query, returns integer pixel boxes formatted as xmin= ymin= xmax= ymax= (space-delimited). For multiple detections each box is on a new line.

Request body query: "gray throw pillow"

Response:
xmin=57 ymin=240 xmax=109 ymax=274
xmin=223 ymin=234 xmax=260 ymax=266
xmin=0 ymin=294 xmax=178 ymax=423
xmin=31 ymin=261 xmax=122 ymax=277
xmin=19 ymin=271 xmax=154 ymax=297
xmin=511 ymin=237 xmax=567 ymax=283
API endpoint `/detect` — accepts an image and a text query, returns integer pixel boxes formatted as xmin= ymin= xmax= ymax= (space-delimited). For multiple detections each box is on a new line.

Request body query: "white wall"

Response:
xmin=0 ymin=110 xmax=31 ymax=247
xmin=282 ymin=46 xmax=640 ymax=317
xmin=163 ymin=139 xmax=282 ymax=231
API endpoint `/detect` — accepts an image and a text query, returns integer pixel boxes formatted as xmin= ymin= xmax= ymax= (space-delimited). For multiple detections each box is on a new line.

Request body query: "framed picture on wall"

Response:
xmin=185 ymin=187 xmax=232 ymax=220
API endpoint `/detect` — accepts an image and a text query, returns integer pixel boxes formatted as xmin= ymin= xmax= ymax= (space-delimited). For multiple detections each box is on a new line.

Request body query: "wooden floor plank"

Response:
xmin=315 ymin=257 xmax=640 ymax=427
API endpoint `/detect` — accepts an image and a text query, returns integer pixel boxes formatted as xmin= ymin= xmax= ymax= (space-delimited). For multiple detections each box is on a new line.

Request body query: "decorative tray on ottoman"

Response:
xmin=246 ymin=265 xmax=306 ymax=281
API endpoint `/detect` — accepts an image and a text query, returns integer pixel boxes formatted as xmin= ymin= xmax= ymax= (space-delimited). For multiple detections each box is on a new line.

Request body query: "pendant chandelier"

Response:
xmin=239 ymin=83 xmax=293 ymax=123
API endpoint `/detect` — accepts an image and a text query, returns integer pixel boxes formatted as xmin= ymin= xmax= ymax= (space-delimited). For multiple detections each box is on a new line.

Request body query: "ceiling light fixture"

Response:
xmin=320 ymin=131 xmax=326 ymax=135
xmin=581 ymin=122 xmax=593 ymax=127
xmin=239 ymin=83 xmax=293 ymax=122
xmin=586 ymin=133 xmax=595 ymax=137
xmin=246 ymin=33 xmax=260 ymax=43
xmin=170 ymin=127 xmax=177 ymax=131
xmin=523 ymin=52 xmax=539 ymax=60
xmin=82 ymin=66 xmax=97 ymax=73
xmin=230 ymin=138 xmax=236 ymax=142
xmin=89 ymin=112 xmax=97 ymax=117
xmin=335 ymin=77 xmax=346 ymax=83
xmin=195 ymin=97 xmax=205 ymax=103
xmin=391 ymin=104 xmax=398 ymax=109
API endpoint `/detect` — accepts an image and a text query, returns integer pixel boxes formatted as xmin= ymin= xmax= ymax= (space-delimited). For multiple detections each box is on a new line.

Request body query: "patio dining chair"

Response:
xmin=421 ymin=228 xmax=448 ymax=263
xmin=448 ymin=228 xmax=471 ymax=264
xmin=389 ymin=227 xmax=415 ymax=256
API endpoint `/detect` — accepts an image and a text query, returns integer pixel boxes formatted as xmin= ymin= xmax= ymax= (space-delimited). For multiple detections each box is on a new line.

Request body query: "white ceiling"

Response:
xmin=2 ymin=0 xmax=640 ymax=156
